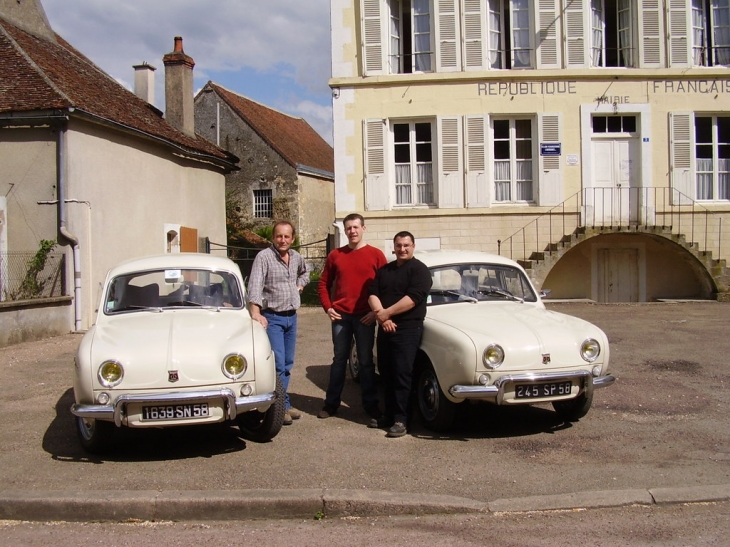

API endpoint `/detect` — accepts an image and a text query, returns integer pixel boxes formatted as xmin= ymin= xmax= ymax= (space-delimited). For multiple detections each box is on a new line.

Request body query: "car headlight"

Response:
xmin=483 ymin=344 xmax=505 ymax=369
xmin=581 ymin=339 xmax=601 ymax=362
xmin=98 ymin=360 xmax=124 ymax=387
xmin=222 ymin=353 xmax=247 ymax=379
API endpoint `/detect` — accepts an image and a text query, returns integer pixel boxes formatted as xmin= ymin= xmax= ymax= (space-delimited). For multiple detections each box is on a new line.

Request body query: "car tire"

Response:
xmin=347 ymin=338 xmax=360 ymax=383
xmin=76 ymin=416 xmax=114 ymax=454
xmin=237 ymin=377 xmax=286 ymax=442
xmin=416 ymin=363 xmax=456 ymax=432
xmin=552 ymin=390 xmax=593 ymax=422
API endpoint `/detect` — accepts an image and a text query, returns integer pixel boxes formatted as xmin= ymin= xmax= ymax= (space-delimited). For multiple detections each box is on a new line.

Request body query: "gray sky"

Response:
xmin=42 ymin=0 xmax=335 ymax=143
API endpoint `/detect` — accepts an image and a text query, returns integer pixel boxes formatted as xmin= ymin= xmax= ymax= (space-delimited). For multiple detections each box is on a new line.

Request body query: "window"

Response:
xmin=592 ymin=115 xmax=637 ymax=134
xmin=393 ymin=121 xmax=434 ymax=205
xmin=389 ymin=0 xmax=433 ymax=73
xmin=692 ymin=0 xmax=730 ymax=66
xmin=253 ymin=189 xmax=273 ymax=218
xmin=590 ymin=0 xmax=634 ymax=67
xmin=695 ymin=116 xmax=730 ymax=200
xmin=487 ymin=0 xmax=532 ymax=69
xmin=493 ymin=118 xmax=533 ymax=202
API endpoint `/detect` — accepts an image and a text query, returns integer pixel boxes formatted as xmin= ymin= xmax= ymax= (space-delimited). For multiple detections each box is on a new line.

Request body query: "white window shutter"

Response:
xmin=536 ymin=0 xmax=560 ymax=69
xmin=463 ymin=0 xmax=486 ymax=71
xmin=363 ymin=119 xmax=390 ymax=210
xmin=638 ymin=0 xmax=663 ymax=67
xmin=437 ymin=116 xmax=464 ymax=208
xmin=537 ymin=113 xmax=563 ymax=207
xmin=362 ymin=0 xmax=385 ymax=75
xmin=669 ymin=112 xmax=694 ymax=205
xmin=667 ymin=0 xmax=691 ymax=67
xmin=564 ymin=0 xmax=587 ymax=68
xmin=465 ymin=115 xmax=491 ymax=208
xmin=436 ymin=0 xmax=460 ymax=71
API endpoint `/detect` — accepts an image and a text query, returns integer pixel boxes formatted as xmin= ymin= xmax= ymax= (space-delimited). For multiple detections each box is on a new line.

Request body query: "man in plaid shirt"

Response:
xmin=248 ymin=221 xmax=309 ymax=425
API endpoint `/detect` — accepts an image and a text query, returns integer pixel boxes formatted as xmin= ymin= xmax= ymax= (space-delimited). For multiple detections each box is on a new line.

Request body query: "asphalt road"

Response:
xmin=0 ymin=302 xmax=728 ymax=505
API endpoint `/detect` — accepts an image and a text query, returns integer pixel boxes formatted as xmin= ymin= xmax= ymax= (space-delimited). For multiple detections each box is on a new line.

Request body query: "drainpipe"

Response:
xmin=57 ymin=121 xmax=82 ymax=332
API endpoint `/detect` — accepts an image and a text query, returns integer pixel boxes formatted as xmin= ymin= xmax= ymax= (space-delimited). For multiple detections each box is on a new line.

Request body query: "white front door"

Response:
xmin=588 ymin=138 xmax=638 ymax=226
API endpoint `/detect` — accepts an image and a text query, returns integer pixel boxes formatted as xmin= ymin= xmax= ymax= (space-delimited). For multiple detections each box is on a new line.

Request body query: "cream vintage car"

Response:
xmin=71 ymin=254 xmax=283 ymax=453
xmin=352 ymin=250 xmax=615 ymax=431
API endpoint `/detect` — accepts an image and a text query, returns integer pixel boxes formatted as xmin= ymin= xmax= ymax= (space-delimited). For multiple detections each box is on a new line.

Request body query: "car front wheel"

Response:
xmin=416 ymin=363 xmax=456 ymax=432
xmin=237 ymin=377 xmax=286 ymax=442
xmin=552 ymin=390 xmax=593 ymax=422
xmin=76 ymin=416 xmax=114 ymax=454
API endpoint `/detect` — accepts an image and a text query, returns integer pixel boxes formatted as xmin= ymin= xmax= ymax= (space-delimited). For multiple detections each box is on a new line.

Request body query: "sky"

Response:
xmin=42 ymin=0 xmax=335 ymax=144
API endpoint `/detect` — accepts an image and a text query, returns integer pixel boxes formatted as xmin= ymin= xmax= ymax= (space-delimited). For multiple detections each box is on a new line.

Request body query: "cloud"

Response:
xmin=42 ymin=0 xmax=333 ymax=140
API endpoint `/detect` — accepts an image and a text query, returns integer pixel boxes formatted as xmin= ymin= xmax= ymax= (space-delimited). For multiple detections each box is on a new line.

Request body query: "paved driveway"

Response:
xmin=0 ymin=302 xmax=728 ymax=503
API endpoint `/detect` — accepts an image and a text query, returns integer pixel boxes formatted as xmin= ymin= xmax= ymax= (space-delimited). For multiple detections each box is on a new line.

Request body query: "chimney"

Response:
xmin=162 ymin=36 xmax=195 ymax=137
xmin=133 ymin=62 xmax=156 ymax=105
xmin=0 ymin=0 xmax=56 ymax=42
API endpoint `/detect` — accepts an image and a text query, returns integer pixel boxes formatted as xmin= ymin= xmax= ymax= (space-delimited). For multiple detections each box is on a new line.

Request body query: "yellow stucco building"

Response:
xmin=329 ymin=0 xmax=730 ymax=301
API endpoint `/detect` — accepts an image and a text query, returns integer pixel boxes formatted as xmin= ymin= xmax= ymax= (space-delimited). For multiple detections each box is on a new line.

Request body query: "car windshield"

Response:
xmin=428 ymin=263 xmax=537 ymax=305
xmin=104 ymin=268 xmax=244 ymax=314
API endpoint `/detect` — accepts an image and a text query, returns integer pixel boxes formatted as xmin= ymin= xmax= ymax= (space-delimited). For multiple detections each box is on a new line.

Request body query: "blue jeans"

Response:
xmin=262 ymin=310 xmax=298 ymax=411
xmin=324 ymin=312 xmax=378 ymax=414
xmin=376 ymin=325 xmax=423 ymax=425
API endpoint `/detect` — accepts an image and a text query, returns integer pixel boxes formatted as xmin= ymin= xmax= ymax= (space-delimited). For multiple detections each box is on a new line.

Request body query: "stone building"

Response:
xmin=194 ymin=82 xmax=335 ymax=256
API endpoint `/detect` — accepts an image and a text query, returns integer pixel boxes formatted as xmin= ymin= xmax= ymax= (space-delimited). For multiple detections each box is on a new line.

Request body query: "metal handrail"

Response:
xmin=497 ymin=187 xmax=727 ymax=265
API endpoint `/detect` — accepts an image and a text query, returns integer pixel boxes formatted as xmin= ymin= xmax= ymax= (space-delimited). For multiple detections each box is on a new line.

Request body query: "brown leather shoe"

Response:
xmin=317 ymin=405 xmax=337 ymax=419
xmin=288 ymin=408 xmax=301 ymax=420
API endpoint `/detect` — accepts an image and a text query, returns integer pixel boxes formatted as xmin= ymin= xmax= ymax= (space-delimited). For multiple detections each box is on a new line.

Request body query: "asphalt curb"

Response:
xmin=1 ymin=485 xmax=728 ymax=522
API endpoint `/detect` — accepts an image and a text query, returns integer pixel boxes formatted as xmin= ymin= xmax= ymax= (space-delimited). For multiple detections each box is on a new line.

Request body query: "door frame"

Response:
xmin=580 ymin=103 xmax=652 ymax=225
xmin=591 ymin=239 xmax=647 ymax=302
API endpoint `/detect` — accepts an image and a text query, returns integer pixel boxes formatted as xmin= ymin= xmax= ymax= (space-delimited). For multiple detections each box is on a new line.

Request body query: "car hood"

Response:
xmin=426 ymin=302 xmax=605 ymax=369
xmin=90 ymin=311 xmax=254 ymax=388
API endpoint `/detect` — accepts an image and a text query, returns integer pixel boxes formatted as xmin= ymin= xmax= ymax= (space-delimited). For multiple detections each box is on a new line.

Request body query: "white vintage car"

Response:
xmin=353 ymin=250 xmax=615 ymax=431
xmin=71 ymin=254 xmax=283 ymax=453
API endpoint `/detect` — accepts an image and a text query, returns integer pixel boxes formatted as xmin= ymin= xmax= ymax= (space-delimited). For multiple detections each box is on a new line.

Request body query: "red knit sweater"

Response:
xmin=318 ymin=244 xmax=387 ymax=315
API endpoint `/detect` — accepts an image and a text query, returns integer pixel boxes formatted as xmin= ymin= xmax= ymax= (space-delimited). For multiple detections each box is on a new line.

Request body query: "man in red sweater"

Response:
xmin=317 ymin=213 xmax=387 ymax=420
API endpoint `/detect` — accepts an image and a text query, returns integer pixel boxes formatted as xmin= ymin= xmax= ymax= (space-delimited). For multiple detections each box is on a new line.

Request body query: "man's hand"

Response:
xmin=360 ymin=311 xmax=376 ymax=325
xmin=380 ymin=319 xmax=397 ymax=332
xmin=326 ymin=307 xmax=342 ymax=321
xmin=374 ymin=308 xmax=391 ymax=323
xmin=251 ymin=312 xmax=268 ymax=329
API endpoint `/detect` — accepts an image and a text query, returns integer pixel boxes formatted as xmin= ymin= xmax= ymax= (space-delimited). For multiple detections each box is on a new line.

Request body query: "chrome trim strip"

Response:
xmin=593 ymin=374 xmax=616 ymax=389
xmin=449 ymin=370 xmax=615 ymax=403
xmin=71 ymin=388 xmax=277 ymax=426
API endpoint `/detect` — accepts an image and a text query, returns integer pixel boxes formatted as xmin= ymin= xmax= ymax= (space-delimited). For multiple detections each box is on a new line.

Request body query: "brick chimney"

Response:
xmin=162 ymin=37 xmax=195 ymax=137
xmin=133 ymin=62 xmax=156 ymax=105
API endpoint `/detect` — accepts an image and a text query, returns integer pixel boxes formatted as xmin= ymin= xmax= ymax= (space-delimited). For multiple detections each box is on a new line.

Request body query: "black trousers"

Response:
xmin=376 ymin=325 xmax=423 ymax=425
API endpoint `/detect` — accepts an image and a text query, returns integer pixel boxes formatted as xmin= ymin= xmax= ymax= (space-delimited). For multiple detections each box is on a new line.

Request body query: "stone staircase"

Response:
xmin=516 ymin=225 xmax=730 ymax=301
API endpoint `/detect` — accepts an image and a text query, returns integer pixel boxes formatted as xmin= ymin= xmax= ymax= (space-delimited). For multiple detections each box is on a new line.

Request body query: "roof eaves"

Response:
xmin=70 ymin=108 xmax=239 ymax=172
xmin=296 ymin=163 xmax=334 ymax=181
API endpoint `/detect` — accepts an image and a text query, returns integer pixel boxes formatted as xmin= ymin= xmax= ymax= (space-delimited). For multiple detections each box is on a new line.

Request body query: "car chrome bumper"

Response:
xmin=449 ymin=371 xmax=615 ymax=404
xmin=71 ymin=388 xmax=277 ymax=426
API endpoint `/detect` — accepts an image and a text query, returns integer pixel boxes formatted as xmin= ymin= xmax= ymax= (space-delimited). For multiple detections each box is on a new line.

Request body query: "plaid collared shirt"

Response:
xmin=247 ymin=245 xmax=309 ymax=312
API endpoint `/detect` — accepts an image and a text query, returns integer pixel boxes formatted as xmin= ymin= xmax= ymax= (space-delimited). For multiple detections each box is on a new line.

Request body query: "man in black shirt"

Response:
xmin=368 ymin=231 xmax=432 ymax=437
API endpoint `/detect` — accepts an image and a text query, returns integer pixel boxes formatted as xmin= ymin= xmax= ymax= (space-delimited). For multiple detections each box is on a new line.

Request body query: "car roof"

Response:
xmin=413 ymin=249 xmax=524 ymax=269
xmin=106 ymin=253 xmax=241 ymax=278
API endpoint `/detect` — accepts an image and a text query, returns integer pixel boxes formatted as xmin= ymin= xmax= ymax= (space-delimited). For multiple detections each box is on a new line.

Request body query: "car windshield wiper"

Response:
xmin=113 ymin=305 xmax=162 ymax=313
xmin=431 ymin=289 xmax=478 ymax=303
xmin=482 ymin=288 xmax=524 ymax=303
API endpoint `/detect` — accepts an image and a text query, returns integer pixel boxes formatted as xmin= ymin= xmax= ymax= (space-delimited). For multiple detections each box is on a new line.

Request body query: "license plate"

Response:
xmin=141 ymin=402 xmax=210 ymax=421
xmin=515 ymin=381 xmax=572 ymax=399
